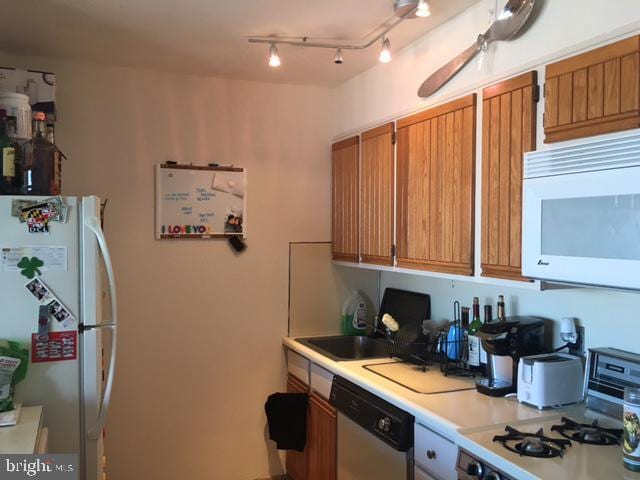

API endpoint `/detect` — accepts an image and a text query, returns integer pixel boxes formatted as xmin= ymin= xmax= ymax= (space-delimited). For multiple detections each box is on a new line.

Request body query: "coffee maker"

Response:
xmin=476 ymin=316 xmax=545 ymax=397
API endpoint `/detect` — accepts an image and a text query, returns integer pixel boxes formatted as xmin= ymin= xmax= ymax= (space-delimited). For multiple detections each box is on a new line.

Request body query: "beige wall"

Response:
xmin=0 ymin=51 xmax=333 ymax=480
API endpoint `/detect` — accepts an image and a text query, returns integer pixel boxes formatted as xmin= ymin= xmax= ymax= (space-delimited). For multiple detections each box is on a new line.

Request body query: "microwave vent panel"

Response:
xmin=524 ymin=129 xmax=640 ymax=178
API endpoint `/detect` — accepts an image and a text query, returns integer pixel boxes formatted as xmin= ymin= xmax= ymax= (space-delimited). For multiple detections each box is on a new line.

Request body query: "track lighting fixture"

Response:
xmin=249 ymin=0 xmax=434 ymax=67
xmin=379 ymin=37 xmax=392 ymax=63
xmin=416 ymin=0 xmax=431 ymax=18
xmin=268 ymin=44 xmax=281 ymax=67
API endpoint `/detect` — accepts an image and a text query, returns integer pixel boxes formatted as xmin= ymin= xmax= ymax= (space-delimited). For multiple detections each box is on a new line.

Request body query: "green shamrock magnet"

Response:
xmin=18 ymin=256 xmax=44 ymax=279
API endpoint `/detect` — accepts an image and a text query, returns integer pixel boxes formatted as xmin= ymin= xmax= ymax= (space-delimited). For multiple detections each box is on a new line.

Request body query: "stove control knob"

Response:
xmin=378 ymin=417 xmax=391 ymax=432
xmin=486 ymin=472 xmax=501 ymax=480
xmin=466 ymin=461 xmax=484 ymax=478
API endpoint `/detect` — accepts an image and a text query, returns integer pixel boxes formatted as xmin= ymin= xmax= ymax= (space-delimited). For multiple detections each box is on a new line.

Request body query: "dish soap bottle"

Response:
xmin=341 ymin=291 xmax=368 ymax=335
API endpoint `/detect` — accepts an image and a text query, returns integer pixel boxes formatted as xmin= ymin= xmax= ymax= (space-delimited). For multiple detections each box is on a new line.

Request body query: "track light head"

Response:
xmin=416 ymin=0 xmax=431 ymax=18
xmin=334 ymin=48 xmax=344 ymax=64
xmin=379 ymin=37 xmax=391 ymax=63
xmin=268 ymin=44 xmax=281 ymax=67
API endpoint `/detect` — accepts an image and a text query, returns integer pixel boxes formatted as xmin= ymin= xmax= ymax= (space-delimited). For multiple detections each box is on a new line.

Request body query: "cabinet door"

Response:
xmin=307 ymin=393 xmax=337 ymax=480
xmin=544 ymin=35 xmax=640 ymax=143
xmin=360 ymin=123 xmax=395 ymax=265
xmin=481 ymin=72 xmax=537 ymax=281
xmin=332 ymin=136 xmax=360 ymax=262
xmin=396 ymin=95 xmax=476 ymax=275
xmin=286 ymin=375 xmax=309 ymax=480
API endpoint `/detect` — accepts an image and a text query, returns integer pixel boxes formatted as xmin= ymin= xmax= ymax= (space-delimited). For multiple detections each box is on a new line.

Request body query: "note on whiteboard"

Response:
xmin=1 ymin=246 xmax=68 ymax=272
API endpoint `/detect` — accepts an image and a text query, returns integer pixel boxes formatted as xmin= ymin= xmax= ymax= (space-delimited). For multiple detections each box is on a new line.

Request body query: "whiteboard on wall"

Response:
xmin=155 ymin=164 xmax=247 ymax=239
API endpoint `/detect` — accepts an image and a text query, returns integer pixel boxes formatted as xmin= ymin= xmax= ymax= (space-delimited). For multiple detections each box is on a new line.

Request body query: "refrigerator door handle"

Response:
xmin=84 ymin=216 xmax=118 ymax=440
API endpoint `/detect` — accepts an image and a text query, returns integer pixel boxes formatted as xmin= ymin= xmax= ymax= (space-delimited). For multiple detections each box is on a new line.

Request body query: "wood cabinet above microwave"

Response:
xmin=544 ymin=35 xmax=640 ymax=143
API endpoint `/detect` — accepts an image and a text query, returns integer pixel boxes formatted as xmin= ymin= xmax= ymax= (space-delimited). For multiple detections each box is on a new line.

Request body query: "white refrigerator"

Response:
xmin=0 ymin=196 xmax=117 ymax=480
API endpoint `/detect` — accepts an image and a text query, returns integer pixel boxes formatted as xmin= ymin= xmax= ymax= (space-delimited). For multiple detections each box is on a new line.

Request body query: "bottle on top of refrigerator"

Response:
xmin=341 ymin=291 xmax=368 ymax=335
xmin=22 ymin=112 xmax=60 ymax=195
xmin=0 ymin=110 xmax=16 ymax=195
xmin=6 ymin=116 xmax=22 ymax=194
xmin=46 ymin=122 xmax=62 ymax=194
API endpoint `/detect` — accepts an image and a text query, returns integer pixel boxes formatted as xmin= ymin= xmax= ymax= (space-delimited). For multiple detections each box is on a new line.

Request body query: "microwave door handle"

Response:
xmin=84 ymin=216 xmax=118 ymax=440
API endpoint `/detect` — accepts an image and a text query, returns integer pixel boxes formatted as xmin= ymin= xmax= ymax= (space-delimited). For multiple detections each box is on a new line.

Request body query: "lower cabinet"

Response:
xmin=286 ymin=375 xmax=309 ymax=480
xmin=285 ymin=373 xmax=337 ymax=480
xmin=307 ymin=393 xmax=337 ymax=480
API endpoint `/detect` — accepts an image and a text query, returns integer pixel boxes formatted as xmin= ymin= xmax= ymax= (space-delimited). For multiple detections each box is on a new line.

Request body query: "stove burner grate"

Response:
xmin=493 ymin=426 xmax=571 ymax=458
xmin=551 ymin=417 xmax=623 ymax=446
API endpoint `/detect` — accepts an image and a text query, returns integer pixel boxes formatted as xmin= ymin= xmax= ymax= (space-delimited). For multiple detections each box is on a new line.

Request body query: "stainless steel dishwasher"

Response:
xmin=330 ymin=375 xmax=414 ymax=480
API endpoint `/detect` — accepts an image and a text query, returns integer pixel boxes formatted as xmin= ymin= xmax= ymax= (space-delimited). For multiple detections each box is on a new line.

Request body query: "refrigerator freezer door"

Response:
xmin=80 ymin=196 xmax=117 ymax=480
xmin=0 ymin=196 xmax=81 ymax=454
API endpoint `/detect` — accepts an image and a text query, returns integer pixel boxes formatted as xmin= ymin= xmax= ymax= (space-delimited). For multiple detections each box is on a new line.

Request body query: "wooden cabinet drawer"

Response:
xmin=287 ymin=350 xmax=310 ymax=385
xmin=310 ymin=363 xmax=334 ymax=400
xmin=414 ymin=423 xmax=457 ymax=480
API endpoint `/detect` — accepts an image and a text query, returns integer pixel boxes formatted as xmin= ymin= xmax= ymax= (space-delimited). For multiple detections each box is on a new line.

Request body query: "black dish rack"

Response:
xmin=383 ymin=303 xmax=478 ymax=377
xmin=385 ymin=331 xmax=475 ymax=377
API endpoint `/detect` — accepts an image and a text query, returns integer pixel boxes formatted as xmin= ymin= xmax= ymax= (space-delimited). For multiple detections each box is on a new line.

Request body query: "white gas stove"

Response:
xmin=456 ymin=348 xmax=640 ymax=480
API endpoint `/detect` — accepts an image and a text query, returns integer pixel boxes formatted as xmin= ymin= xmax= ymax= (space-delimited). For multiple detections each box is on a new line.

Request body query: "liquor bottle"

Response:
xmin=461 ymin=307 xmax=470 ymax=364
xmin=467 ymin=297 xmax=483 ymax=370
xmin=484 ymin=304 xmax=492 ymax=323
xmin=0 ymin=110 xmax=16 ymax=195
xmin=497 ymin=295 xmax=506 ymax=322
xmin=22 ymin=112 xmax=59 ymax=195
xmin=46 ymin=122 xmax=62 ymax=194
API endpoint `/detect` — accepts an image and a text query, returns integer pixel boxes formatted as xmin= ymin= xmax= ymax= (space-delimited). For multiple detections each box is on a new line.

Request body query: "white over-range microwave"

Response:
xmin=523 ymin=129 xmax=640 ymax=290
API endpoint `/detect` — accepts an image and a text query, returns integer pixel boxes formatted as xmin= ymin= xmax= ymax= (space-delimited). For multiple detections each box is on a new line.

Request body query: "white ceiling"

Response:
xmin=0 ymin=0 xmax=479 ymax=87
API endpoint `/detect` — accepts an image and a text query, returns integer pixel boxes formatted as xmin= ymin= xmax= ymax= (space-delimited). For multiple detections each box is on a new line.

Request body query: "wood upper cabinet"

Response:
xmin=544 ymin=35 xmax=640 ymax=143
xmin=481 ymin=72 xmax=538 ymax=281
xmin=360 ymin=123 xmax=395 ymax=265
xmin=396 ymin=94 xmax=476 ymax=276
xmin=307 ymin=393 xmax=337 ymax=480
xmin=332 ymin=136 xmax=359 ymax=262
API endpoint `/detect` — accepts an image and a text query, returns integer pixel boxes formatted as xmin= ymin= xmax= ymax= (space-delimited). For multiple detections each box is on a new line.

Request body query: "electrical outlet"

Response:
xmin=569 ymin=326 xmax=585 ymax=357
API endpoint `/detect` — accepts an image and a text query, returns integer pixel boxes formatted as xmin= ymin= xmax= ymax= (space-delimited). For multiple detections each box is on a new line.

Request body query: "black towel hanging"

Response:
xmin=264 ymin=392 xmax=308 ymax=451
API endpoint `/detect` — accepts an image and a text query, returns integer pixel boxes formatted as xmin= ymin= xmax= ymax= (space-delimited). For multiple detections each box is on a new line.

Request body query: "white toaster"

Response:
xmin=517 ymin=353 xmax=584 ymax=409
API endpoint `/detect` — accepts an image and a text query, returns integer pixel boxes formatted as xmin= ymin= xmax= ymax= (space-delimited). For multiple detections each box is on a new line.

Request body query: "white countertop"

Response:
xmin=0 ymin=406 xmax=43 ymax=454
xmin=284 ymin=336 xmax=573 ymax=440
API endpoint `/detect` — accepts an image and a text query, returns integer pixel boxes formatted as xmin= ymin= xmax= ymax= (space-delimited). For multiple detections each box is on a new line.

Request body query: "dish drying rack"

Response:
xmin=379 ymin=303 xmax=479 ymax=378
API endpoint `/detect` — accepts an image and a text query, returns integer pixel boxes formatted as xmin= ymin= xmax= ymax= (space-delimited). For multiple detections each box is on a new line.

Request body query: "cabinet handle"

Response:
xmin=426 ymin=450 xmax=436 ymax=460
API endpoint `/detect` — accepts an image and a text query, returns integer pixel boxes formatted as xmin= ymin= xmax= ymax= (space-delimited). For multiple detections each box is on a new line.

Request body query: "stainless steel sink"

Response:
xmin=296 ymin=335 xmax=389 ymax=361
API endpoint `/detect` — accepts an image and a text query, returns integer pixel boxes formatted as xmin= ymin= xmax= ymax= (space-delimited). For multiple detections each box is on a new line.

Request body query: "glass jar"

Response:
xmin=624 ymin=387 xmax=640 ymax=471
